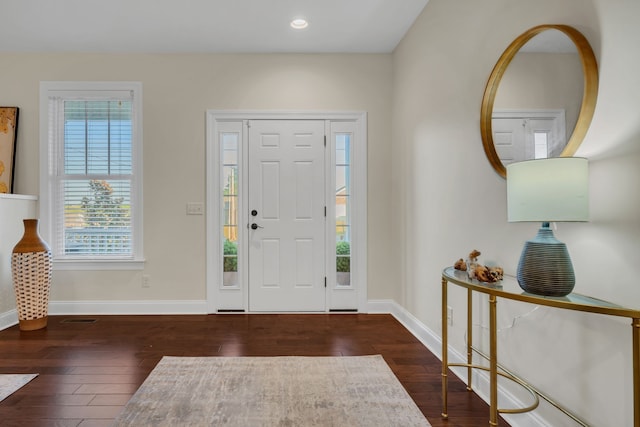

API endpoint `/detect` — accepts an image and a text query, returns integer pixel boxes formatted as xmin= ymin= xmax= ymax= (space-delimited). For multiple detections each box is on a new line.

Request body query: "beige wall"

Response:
xmin=393 ymin=0 xmax=639 ymax=425
xmin=0 ymin=53 xmax=394 ymax=302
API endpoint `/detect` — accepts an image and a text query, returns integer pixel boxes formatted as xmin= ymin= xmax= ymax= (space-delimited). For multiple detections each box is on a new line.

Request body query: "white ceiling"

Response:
xmin=0 ymin=0 xmax=428 ymax=54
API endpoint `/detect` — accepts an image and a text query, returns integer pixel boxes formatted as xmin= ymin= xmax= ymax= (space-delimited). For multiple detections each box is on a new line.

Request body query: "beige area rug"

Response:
xmin=113 ymin=355 xmax=431 ymax=426
xmin=0 ymin=374 xmax=38 ymax=402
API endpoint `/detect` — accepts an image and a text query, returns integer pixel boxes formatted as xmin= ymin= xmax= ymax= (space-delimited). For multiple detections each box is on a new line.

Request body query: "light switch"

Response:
xmin=187 ymin=202 xmax=204 ymax=215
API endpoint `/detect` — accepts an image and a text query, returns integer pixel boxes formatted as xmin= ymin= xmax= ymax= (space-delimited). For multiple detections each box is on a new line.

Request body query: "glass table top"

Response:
xmin=443 ymin=267 xmax=640 ymax=318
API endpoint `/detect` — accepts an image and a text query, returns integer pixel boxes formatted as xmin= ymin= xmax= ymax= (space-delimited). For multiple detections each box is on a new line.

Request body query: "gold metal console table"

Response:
xmin=441 ymin=266 xmax=640 ymax=426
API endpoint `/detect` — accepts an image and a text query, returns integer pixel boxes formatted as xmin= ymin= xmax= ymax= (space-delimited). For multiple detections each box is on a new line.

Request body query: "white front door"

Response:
xmin=247 ymin=120 xmax=326 ymax=311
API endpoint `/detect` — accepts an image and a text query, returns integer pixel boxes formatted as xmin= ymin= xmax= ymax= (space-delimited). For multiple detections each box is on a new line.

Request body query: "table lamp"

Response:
xmin=507 ymin=157 xmax=589 ymax=296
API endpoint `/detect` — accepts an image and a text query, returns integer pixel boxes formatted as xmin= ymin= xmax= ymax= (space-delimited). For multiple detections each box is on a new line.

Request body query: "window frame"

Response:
xmin=39 ymin=81 xmax=144 ymax=270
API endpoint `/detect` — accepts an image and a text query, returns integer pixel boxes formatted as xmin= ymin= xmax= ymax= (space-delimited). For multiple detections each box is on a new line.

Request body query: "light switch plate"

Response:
xmin=186 ymin=202 xmax=204 ymax=215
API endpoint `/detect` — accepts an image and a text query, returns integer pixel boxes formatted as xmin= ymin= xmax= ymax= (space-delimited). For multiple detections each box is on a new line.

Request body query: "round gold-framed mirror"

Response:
xmin=480 ymin=24 xmax=599 ymax=178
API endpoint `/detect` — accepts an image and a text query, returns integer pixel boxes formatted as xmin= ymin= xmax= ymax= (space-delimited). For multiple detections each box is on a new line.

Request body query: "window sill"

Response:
xmin=53 ymin=258 xmax=145 ymax=271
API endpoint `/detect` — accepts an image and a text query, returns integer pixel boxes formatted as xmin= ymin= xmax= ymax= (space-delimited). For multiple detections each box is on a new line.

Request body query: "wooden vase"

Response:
xmin=11 ymin=219 xmax=52 ymax=331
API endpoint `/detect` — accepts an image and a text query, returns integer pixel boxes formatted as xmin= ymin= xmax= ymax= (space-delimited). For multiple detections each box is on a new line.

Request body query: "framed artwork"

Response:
xmin=0 ymin=107 xmax=18 ymax=194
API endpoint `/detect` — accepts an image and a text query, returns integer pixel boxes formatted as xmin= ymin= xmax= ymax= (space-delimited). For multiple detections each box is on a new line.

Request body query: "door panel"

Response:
xmin=260 ymin=162 xmax=280 ymax=219
xmin=248 ymin=120 xmax=326 ymax=311
xmin=492 ymin=118 xmax=524 ymax=165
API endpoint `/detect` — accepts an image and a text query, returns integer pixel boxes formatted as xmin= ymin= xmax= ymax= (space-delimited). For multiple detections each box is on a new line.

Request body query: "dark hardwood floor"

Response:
xmin=0 ymin=314 xmax=510 ymax=426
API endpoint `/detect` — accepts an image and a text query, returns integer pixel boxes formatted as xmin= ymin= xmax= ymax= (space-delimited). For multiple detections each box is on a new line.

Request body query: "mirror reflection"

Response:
xmin=493 ymin=30 xmax=583 ymax=164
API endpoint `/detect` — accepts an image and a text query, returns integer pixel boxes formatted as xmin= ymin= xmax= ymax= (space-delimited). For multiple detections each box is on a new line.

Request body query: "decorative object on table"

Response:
xmin=453 ymin=249 xmax=503 ymax=283
xmin=453 ymin=258 xmax=467 ymax=271
xmin=472 ymin=265 xmax=504 ymax=283
xmin=473 ymin=265 xmax=503 ymax=283
xmin=488 ymin=266 xmax=504 ymax=281
xmin=466 ymin=249 xmax=481 ymax=280
xmin=11 ymin=219 xmax=52 ymax=331
xmin=507 ymin=157 xmax=589 ymax=296
xmin=0 ymin=107 xmax=19 ymax=194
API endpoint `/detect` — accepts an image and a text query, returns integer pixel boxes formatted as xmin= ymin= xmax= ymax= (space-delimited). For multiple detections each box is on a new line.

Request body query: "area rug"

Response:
xmin=0 ymin=374 xmax=38 ymax=402
xmin=113 ymin=355 xmax=431 ymax=426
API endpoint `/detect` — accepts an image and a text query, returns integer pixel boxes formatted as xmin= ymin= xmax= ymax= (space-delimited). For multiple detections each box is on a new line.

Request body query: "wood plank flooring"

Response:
xmin=0 ymin=314 xmax=510 ymax=426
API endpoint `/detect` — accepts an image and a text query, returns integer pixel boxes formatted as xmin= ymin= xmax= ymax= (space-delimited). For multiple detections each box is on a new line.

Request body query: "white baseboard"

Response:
xmin=0 ymin=309 xmax=18 ymax=331
xmin=367 ymin=299 xmax=444 ymax=358
xmin=367 ymin=299 xmax=549 ymax=427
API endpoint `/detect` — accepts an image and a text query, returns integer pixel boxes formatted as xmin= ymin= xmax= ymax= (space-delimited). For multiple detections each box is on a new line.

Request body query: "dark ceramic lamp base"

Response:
xmin=517 ymin=223 xmax=575 ymax=297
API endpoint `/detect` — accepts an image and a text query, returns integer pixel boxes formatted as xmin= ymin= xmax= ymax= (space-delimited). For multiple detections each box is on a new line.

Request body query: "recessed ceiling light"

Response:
xmin=290 ymin=18 xmax=309 ymax=30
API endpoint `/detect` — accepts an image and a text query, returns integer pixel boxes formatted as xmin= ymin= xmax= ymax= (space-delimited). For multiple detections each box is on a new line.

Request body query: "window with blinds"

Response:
xmin=40 ymin=82 xmax=143 ymax=266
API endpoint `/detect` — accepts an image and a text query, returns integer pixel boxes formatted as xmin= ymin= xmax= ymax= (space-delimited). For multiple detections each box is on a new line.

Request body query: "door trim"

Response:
xmin=205 ymin=111 xmax=368 ymax=313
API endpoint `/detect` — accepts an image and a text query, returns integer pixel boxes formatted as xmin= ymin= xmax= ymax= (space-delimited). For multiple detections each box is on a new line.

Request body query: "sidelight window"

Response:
xmin=222 ymin=132 xmax=239 ymax=287
xmin=336 ymin=134 xmax=351 ymax=286
xmin=534 ymin=131 xmax=549 ymax=159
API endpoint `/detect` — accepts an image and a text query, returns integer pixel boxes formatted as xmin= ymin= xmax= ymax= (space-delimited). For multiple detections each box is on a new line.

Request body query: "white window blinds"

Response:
xmin=44 ymin=85 xmax=142 ymax=262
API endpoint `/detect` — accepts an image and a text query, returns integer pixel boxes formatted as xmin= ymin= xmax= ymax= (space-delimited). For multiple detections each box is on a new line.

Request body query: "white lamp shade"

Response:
xmin=507 ymin=157 xmax=589 ymax=222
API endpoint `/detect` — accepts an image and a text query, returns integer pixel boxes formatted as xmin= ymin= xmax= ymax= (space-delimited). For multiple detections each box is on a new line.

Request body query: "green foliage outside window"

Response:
xmin=336 ymin=241 xmax=350 ymax=272
xmin=223 ymin=239 xmax=238 ymax=272
xmin=223 ymin=240 xmax=349 ymax=273
xmin=81 ymin=180 xmax=128 ymax=227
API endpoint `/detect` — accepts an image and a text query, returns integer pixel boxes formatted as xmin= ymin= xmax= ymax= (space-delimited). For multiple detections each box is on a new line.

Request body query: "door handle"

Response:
xmin=250 ymin=223 xmax=264 ymax=230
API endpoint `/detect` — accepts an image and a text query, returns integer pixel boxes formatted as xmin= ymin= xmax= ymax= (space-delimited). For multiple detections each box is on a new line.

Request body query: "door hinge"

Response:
xmin=324 ymin=277 xmax=327 ymax=288
xmin=324 ymin=135 xmax=327 ymax=147
xmin=324 ymin=206 xmax=327 ymax=217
